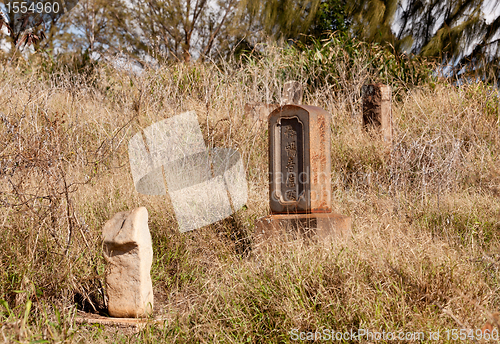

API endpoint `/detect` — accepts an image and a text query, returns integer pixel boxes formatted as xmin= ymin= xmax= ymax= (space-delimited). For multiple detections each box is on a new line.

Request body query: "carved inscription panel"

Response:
xmin=269 ymin=105 xmax=311 ymax=214
xmin=280 ymin=118 xmax=304 ymax=203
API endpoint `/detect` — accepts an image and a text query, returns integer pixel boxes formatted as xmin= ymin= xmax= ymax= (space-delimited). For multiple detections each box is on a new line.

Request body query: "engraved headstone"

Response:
xmin=256 ymin=105 xmax=351 ymax=244
xmin=268 ymin=105 xmax=330 ymax=213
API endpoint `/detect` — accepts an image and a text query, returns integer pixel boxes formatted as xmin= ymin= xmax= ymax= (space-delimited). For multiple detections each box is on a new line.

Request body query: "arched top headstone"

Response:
xmin=268 ymin=105 xmax=331 ymax=214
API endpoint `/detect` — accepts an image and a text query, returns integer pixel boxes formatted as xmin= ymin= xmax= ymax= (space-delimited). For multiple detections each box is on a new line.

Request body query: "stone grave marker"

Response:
xmin=255 ymin=104 xmax=351 ymax=243
xmin=102 ymin=207 xmax=153 ymax=318
xmin=362 ymin=83 xmax=393 ymax=143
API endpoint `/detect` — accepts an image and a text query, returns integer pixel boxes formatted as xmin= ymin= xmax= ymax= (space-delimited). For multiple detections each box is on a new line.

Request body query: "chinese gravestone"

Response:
xmin=362 ymin=84 xmax=393 ymax=143
xmin=255 ymin=104 xmax=351 ymax=243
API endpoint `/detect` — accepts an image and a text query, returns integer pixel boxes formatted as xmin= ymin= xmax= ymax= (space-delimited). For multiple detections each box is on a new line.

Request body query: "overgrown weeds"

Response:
xmin=0 ymin=38 xmax=499 ymax=342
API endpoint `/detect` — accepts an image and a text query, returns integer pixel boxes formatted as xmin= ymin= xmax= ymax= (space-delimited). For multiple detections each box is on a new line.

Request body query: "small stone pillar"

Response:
xmin=255 ymin=105 xmax=351 ymax=244
xmin=282 ymin=81 xmax=303 ymax=105
xmin=362 ymin=84 xmax=392 ymax=143
xmin=102 ymin=207 xmax=153 ymax=318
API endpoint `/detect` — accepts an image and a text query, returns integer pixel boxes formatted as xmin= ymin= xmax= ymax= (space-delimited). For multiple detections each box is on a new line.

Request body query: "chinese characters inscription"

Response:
xmin=280 ymin=118 xmax=303 ymax=202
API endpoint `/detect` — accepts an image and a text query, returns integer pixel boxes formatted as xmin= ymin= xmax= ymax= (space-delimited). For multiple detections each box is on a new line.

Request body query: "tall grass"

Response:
xmin=0 ymin=37 xmax=499 ymax=342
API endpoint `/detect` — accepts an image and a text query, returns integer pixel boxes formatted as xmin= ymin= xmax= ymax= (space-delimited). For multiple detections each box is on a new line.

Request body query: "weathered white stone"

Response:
xmin=282 ymin=81 xmax=303 ymax=105
xmin=102 ymin=207 xmax=153 ymax=318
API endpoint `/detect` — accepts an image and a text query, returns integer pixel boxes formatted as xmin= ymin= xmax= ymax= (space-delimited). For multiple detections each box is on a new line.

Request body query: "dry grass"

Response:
xmin=0 ymin=44 xmax=499 ymax=343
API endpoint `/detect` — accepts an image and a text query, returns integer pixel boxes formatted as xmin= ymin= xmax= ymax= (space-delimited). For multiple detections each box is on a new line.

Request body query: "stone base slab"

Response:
xmin=254 ymin=212 xmax=352 ymax=244
xmin=75 ymin=311 xmax=167 ymax=332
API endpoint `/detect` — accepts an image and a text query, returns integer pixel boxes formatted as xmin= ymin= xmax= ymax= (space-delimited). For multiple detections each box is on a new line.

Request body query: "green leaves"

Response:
xmin=291 ymin=33 xmax=435 ymax=91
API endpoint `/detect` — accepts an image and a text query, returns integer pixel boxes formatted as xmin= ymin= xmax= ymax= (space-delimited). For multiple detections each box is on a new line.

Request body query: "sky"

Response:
xmin=2 ymin=0 xmax=500 ymax=61
xmin=482 ymin=0 xmax=500 ymax=24
xmin=390 ymin=0 xmax=500 ymax=60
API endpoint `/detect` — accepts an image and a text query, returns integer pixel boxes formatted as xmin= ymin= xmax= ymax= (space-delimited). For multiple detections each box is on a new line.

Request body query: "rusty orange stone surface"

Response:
xmin=255 ymin=213 xmax=352 ymax=244
xmin=362 ymin=83 xmax=392 ymax=144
